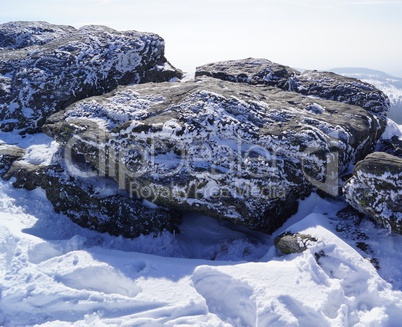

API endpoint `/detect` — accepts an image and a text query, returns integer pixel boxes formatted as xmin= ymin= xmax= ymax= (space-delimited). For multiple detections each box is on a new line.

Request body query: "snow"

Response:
xmin=381 ymin=119 xmax=402 ymax=140
xmin=0 ymin=123 xmax=402 ymax=326
xmin=23 ymin=141 xmax=59 ymax=166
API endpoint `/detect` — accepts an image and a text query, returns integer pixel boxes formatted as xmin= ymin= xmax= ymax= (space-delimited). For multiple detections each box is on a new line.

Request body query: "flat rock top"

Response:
xmin=0 ymin=21 xmax=76 ymax=49
xmin=45 ymin=76 xmax=382 ymax=177
xmin=196 ymin=57 xmax=299 ymax=87
xmin=47 ymin=76 xmax=373 ymax=135
xmin=356 ymin=152 xmax=402 ymax=176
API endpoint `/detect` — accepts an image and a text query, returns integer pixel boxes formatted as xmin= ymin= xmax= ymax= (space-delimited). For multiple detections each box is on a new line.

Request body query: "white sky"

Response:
xmin=1 ymin=0 xmax=402 ymax=76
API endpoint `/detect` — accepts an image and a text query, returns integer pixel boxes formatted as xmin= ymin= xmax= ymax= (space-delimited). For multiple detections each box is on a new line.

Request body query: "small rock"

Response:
xmin=0 ymin=144 xmax=26 ymax=177
xmin=274 ymin=232 xmax=317 ymax=255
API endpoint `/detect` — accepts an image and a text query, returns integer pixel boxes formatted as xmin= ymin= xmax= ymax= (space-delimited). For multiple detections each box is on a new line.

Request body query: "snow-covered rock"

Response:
xmin=196 ymin=57 xmax=299 ymax=89
xmin=274 ymin=232 xmax=317 ymax=255
xmin=331 ymin=67 xmax=402 ymax=124
xmin=0 ymin=144 xmax=26 ymax=176
xmin=43 ymin=74 xmax=386 ymax=233
xmin=1 ymin=158 xmax=181 ymax=238
xmin=0 ymin=21 xmax=182 ymax=133
xmin=343 ymin=152 xmax=402 ymax=233
xmin=196 ymin=58 xmax=390 ymax=117
xmin=0 ymin=21 xmax=76 ymax=50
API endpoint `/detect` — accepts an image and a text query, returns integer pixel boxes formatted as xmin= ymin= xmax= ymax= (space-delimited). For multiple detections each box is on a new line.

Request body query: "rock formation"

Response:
xmin=43 ymin=74 xmax=387 ymax=233
xmin=343 ymin=152 xmax=402 ymax=233
xmin=0 ymin=22 xmax=394 ymax=237
xmin=2 ymin=153 xmax=181 ymax=238
xmin=0 ymin=21 xmax=182 ymax=133
xmin=196 ymin=58 xmax=389 ymax=117
xmin=0 ymin=21 xmax=76 ymax=49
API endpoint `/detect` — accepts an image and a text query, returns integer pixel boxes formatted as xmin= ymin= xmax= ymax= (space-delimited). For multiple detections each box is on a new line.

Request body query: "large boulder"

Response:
xmin=43 ymin=74 xmax=386 ymax=233
xmin=196 ymin=58 xmax=390 ymax=117
xmin=1 ymin=156 xmax=181 ymax=238
xmin=0 ymin=21 xmax=182 ymax=133
xmin=343 ymin=152 xmax=402 ymax=233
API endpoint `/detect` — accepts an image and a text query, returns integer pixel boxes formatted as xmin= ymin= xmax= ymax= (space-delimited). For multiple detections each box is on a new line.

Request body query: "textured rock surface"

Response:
xmin=196 ymin=57 xmax=299 ymax=89
xmin=274 ymin=232 xmax=317 ymax=255
xmin=43 ymin=76 xmax=386 ymax=233
xmin=0 ymin=21 xmax=76 ymax=50
xmin=0 ymin=144 xmax=26 ymax=176
xmin=0 ymin=21 xmax=182 ymax=133
xmin=377 ymin=136 xmax=402 ymax=158
xmin=1 ymin=157 xmax=181 ymax=238
xmin=196 ymin=58 xmax=390 ymax=117
xmin=295 ymin=71 xmax=389 ymax=116
xmin=343 ymin=152 xmax=402 ymax=233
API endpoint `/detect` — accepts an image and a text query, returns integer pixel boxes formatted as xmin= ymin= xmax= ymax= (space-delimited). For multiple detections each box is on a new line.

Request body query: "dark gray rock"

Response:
xmin=1 ymin=159 xmax=181 ymax=238
xmin=0 ymin=144 xmax=26 ymax=176
xmin=0 ymin=21 xmax=75 ymax=50
xmin=295 ymin=71 xmax=389 ymax=117
xmin=376 ymin=136 xmax=402 ymax=158
xmin=343 ymin=152 xmax=402 ymax=233
xmin=0 ymin=22 xmax=182 ymax=133
xmin=196 ymin=57 xmax=299 ymax=89
xmin=274 ymin=232 xmax=317 ymax=255
xmin=43 ymin=76 xmax=385 ymax=233
xmin=196 ymin=58 xmax=390 ymax=117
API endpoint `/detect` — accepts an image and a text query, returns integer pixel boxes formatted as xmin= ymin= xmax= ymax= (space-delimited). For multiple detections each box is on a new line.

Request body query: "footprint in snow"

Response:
xmin=192 ymin=266 xmax=256 ymax=327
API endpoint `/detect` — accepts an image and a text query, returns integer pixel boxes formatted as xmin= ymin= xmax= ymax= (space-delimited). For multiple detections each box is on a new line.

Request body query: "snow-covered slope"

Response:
xmin=330 ymin=68 xmax=402 ymax=124
xmin=1 ymin=124 xmax=402 ymax=326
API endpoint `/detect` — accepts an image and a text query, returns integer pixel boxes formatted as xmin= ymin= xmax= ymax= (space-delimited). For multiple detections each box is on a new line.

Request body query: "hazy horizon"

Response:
xmin=1 ymin=0 xmax=402 ymax=77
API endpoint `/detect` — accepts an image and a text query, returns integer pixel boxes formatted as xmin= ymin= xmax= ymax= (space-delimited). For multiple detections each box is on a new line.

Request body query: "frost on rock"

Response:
xmin=274 ymin=232 xmax=317 ymax=255
xmin=196 ymin=57 xmax=299 ymax=89
xmin=0 ymin=21 xmax=182 ymax=133
xmin=0 ymin=21 xmax=76 ymax=50
xmin=44 ymin=76 xmax=385 ymax=233
xmin=196 ymin=58 xmax=390 ymax=118
xmin=1 ymin=157 xmax=181 ymax=238
xmin=343 ymin=152 xmax=402 ymax=233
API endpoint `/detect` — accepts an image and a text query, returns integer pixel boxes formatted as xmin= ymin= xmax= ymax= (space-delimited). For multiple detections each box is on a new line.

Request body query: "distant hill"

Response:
xmin=330 ymin=67 xmax=402 ymax=124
